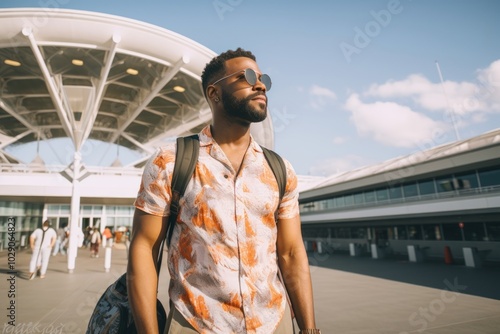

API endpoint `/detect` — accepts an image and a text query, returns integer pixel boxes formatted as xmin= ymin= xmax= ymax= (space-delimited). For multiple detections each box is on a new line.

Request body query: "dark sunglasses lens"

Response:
xmin=261 ymin=74 xmax=272 ymax=91
xmin=244 ymin=68 xmax=257 ymax=85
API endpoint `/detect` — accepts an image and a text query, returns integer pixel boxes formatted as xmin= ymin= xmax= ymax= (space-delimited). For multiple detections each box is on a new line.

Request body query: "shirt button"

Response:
xmin=224 ymin=174 xmax=229 ymax=178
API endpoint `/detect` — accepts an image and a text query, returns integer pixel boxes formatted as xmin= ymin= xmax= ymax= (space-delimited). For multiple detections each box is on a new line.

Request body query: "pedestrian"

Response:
xmin=29 ymin=220 xmax=57 ymax=280
xmin=90 ymin=227 xmax=101 ymax=258
xmin=52 ymin=223 xmax=67 ymax=256
xmin=102 ymin=226 xmax=113 ymax=248
xmin=127 ymin=48 xmax=319 ymax=333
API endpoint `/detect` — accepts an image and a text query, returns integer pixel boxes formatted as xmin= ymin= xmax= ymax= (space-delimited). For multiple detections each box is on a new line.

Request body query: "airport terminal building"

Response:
xmin=299 ymin=129 xmax=500 ymax=265
xmin=1 ymin=9 xmax=499 ymax=267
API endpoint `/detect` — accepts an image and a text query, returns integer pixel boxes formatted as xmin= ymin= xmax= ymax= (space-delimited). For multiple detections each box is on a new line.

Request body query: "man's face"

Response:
xmin=218 ymin=57 xmax=268 ymax=123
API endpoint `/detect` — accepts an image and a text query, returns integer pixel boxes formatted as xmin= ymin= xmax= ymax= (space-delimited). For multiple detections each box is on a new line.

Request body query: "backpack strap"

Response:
xmin=156 ymin=135 xmax=199 ymax=275
xmin=167 ymin=134 xmax=200 ymax=247
xmin=262 ymin=147 xmax=287 ymax=220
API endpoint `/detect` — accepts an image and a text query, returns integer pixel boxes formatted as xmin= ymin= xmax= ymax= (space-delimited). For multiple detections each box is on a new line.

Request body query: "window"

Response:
xmin=344 ymin=194 xmax=354 ymax=207
xmin=394 ymin=226 xmax=408 ymax=240
xmin=354 ymin=193 xmax=364 ymax=205
xmin=486 ymin=222 xmax=500 ymax=241
xmin=60 ymin=205 xmax=70 ymax=214
xmin=442 ymin=223 xmax=462 ymax=241
xmin=350 ymin=227 xmax=366 ymax=239
xmin=375 ymin=188 xmax=389 ymax=202
xmin=403 ymin=182 xmax=418 ymax=198
xmin=418 ymin=179 xmax=436 ymax=196
xmin=334 ymin=197 xmax=345 ymax=208
xmin=455 ymin=171 xmax=479 ymax=189
xmin=423 ymin=224 xmax=442 ymax=240
xmin=335 ymin=227 xmax=350 ymax=238
xmin=48 ymin=205 xmax=59 ymax=215
xmin=83 ymin=205 xmax=92 ymax=215
xmin=436 ymin=175 xmax=455 ymax=192
xmin=364 ymin=190 xmax=376 ymax=203
xmin=478 ymin=167 xmax=500 ymax=187
xmin=407 ymin=225 xmax=422 ymax=240
xmin=116 ymin=206 xmax=133 ymax=215
xmin=463 ymin=222 xmax=486 ymax=241
xmin=388 ymin=185 xmax=403 ymax=200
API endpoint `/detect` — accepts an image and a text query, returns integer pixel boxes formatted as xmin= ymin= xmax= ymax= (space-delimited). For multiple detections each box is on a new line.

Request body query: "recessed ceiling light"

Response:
xmin=72 ymin=59 xmax=84 ymax=66
xmin=173 ymin=86 xmax=185 ymax=93
xmin=126 ymin=68 xmax=139 ymax=75
xmin=4 ymin=59 xmax=21 ymax=67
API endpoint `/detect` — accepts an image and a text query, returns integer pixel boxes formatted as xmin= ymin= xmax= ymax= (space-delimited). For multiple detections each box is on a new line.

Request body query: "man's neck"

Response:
xmin=210 ymin=122 xmax=251 ymax=148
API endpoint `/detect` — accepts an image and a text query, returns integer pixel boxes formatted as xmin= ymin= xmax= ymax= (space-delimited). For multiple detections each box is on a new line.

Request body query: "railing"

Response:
xmin=0 ymin=163 xmax=143 ymax=177
xmin=300 ymin=185 xmax=500 ymax=214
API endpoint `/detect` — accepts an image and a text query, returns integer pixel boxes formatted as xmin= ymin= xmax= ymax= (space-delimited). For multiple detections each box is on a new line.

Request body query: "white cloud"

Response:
xmin=476 ymin=59 xmax=500 ymax=108
xmin=308 ymin=84 xmax=337 ymax=110
xmin=345 ymin=94 xmax=448 ymax=148
xmin=365 ymin=73 xmax=482 ymax=114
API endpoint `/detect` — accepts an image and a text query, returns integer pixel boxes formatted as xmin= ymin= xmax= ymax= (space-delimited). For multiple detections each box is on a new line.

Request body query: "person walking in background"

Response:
xmin=29 ymin=220 xmax=57 ymax=280
xmin=102 ymin=226 xmax=113 ymax=248
xmin=90 ymin=227 xmax=101 ymax=258
xmin=52 ymin=223 xmax=67 ymax=256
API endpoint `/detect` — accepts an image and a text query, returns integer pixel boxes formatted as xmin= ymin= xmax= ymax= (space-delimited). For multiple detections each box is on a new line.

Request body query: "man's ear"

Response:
xmin=206 ymin=85 xmax=218 ymax=101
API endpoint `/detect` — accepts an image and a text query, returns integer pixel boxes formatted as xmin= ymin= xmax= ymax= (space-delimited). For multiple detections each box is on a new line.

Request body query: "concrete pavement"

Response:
xmin=1 ymin=244 xmax=500 ymax=333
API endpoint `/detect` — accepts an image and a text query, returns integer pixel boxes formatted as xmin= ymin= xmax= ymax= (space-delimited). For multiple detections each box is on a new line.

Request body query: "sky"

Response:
xmin=2 ymin=0 xmax=500 ymax=176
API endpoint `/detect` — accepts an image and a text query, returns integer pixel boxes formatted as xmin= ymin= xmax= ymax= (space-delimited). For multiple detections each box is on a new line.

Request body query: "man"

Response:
xmin=52 ymin=223 xmax=67 ymax=256
xmin=29 ymin=220 xmax=57 ymax=279
xmin=128 ymin=48 xmax=319 ymax=333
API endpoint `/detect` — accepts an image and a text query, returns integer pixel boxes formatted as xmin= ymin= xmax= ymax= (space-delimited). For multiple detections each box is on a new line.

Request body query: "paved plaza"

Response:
xmin=1 ymin=244 xmax=500 ymax=333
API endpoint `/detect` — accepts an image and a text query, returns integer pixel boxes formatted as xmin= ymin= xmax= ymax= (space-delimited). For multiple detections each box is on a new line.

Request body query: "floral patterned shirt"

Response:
xmin=134 ymin=126 xmax=299 ymax=333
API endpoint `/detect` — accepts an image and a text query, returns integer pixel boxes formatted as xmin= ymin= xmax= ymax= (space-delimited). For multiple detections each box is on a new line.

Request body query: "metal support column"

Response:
xmin=67 ymin=152 xmax=82 ymax=273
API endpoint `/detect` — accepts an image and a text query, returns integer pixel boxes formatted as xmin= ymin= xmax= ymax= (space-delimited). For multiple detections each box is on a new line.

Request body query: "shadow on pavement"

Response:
xmin=308 ymin=251 xmax=500 ymax=300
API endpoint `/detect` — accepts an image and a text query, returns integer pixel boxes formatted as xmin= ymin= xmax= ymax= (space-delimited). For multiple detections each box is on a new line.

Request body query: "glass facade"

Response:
xmin=0 ymin=201 xmax=135 ymax=251
xmin=300 ymin=165 xmax=500 ymax=213
xmin=0 ymin=201 xmax=44 ymax=250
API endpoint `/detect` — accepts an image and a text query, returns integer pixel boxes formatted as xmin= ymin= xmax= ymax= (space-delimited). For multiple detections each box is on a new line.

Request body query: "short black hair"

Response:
xmin=201 ymin=47 xmax=256 ymax=98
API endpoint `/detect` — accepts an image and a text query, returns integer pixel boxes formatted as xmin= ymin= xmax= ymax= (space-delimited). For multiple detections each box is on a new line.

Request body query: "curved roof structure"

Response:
xmin=0 ymin=8 xmax=274 ymax=167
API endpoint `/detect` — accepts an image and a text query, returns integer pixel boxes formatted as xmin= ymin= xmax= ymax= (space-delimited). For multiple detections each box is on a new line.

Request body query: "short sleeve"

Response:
xmin=277 ymin=159 xmax=300 ymax=220
xmin=134 ymin=145 xmax=176 ymax=217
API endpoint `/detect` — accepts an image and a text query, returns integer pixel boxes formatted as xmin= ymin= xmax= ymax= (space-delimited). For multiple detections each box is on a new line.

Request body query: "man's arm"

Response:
xmin=277 ymin=215 xmax=317 ymax=331
xmin=127 ymin=208 xmax=168 ymax=334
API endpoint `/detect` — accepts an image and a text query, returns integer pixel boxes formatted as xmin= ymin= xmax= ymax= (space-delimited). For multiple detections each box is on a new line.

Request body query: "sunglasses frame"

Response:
xmin=211 ymin=68 xmax=272 ymax=91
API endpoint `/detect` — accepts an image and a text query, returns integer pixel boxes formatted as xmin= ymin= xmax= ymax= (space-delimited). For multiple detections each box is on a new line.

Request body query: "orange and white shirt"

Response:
xmin=134 ymin=126 xmax=299 ymax=333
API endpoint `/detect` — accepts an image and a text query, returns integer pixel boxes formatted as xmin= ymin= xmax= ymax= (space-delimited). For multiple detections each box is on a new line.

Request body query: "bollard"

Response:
xmin=104 ymin=246 xmax=112 ymax=273
xmin=444 ymin=246 xmax=453 ymax=265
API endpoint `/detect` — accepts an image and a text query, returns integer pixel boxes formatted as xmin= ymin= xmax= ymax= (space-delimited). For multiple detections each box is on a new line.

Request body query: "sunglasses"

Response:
xmin=211 ymin=68 xmax=272 ymax=91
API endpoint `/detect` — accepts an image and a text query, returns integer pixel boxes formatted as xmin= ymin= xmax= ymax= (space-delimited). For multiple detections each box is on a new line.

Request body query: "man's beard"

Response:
xmin=221 ymin=90 xmax=267 ymax=123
